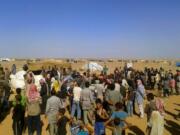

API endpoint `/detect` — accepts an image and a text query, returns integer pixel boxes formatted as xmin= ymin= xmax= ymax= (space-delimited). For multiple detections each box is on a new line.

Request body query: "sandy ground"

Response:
xmin=0 ymin=59 xmax=179 ymax=74
xmin=0 ymin=60 xmax=179 ymax=135
xmin=0 ymin=93 xmax=179 ymax=135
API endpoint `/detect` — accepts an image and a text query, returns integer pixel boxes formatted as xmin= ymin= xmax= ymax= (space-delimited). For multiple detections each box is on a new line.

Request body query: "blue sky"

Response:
xmin=0 ymin=0 xmax=180 ymax=58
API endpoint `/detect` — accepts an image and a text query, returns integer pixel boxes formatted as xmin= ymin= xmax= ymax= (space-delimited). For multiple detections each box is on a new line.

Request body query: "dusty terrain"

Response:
xmin=0 ymin=59 xmax=179 ymax=73
xmin=0 ymin=59 xmax=179 ymax=135
xmin=0 ymin=94 xmax=179 ymax=135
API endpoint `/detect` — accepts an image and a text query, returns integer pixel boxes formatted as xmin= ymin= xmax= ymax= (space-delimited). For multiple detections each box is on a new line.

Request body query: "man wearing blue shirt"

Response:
xmin=105 ymin=102 xmax=128 ymax=135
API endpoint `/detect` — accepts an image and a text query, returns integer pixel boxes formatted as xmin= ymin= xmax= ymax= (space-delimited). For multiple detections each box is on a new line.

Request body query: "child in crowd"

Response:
xmin=94 ymin=99 xmax=109 ymax=135
xmin=12 ymin=88 xmax=26 ymax=132
xmin=111 ymin=118 xmax=132 ymax=135
xmin=105 ymin=102 xmax=128 ymax=135
xmin=57 ymin=108 xmax=69 ymax=135
xmin=12 ymin=95 xmax=25 ymax=135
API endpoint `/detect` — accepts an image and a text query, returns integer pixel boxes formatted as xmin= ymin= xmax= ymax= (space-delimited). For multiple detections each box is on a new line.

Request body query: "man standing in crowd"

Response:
xmin=80 ymin=81 xmax=94 ymax=133
xmin=71 ymin=81 xmax=82 ymax=120
xmin=135 ymin=79 xmax=145 ymax=118
xmin=26 ymin=84 xmax=42 ymax=135
xmin=45 ymin=89 xmax=64 ymax=135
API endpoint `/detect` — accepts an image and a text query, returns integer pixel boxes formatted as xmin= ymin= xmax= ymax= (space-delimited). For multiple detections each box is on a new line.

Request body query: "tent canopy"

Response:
xmin=83 ymin=62 xmax=103 ymax=72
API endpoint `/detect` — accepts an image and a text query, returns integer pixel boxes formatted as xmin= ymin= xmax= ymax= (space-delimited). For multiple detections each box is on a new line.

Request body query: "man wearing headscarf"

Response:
xmin=135 ymin=79 xmax=145 ymax=118
xmin=26 ymin=84 xmax=42 ymax=135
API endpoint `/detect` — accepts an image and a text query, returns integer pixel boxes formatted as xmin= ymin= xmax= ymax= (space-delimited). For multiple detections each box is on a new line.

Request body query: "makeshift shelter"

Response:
xmin=83 ymin=62 xmax=103 ymax=72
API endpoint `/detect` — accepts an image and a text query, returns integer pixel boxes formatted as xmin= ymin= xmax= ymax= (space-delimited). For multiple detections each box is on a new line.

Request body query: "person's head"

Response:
xmin=114 ymin=118 xmax=121 ymax=126
xmin=96 ymin=98 xmax=103 ymax=109
xmin=108 ymin=83 xmax=115 ymax=91
xmin=39 ymin=78 xmax=45 ymax=85
xmin=59 ymin=108 xmax=66 ymax=116
xmin=23 ymin=64 xmax=29 ymax=71
xmin=137 ymin=79 xmax=142 ymax=86
xmin=51 ymin=89 xmax=56 ymax=96
xmin=85 ymin=81 xmax=90 ymax=88
xmin=115 ymin=102 xmax=124 ymax=111
xmin=27 ymin=72 xmax=33 ymax=84
xmin=47 ymin=73 xmax=51 ymax=79
xmin=83 ymin=72 xmax=87 ymax=77
xmin=16 ymin=88 xmax=21 ymax=95
xmin=74 ymin=81 xmax=78 ymax=87
xmin=147 ymin=93 xmax=154 ymax=101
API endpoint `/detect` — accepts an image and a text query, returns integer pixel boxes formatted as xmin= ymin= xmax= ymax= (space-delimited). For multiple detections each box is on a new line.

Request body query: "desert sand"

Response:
xmin=0 ymin=59 xmax=179 ymax=135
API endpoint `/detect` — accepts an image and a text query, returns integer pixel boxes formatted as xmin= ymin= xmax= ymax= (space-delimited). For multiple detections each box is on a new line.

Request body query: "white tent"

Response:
xmin=10 ymin=70 xmax=43 ymax=91
xmin=127 ymin=62 xmax=133 ymax=68
xmin=83 ymin=62 xmax=103 ymax=72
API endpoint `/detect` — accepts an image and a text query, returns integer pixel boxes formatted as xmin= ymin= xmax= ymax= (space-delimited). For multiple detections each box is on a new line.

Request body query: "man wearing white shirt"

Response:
xmin=71 ymin=81 xmax=82 ymax=120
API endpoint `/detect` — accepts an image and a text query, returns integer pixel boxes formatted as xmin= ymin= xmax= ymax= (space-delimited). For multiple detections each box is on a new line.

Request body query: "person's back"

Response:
xmin=145 ymin=100 xmax=156 ymax=121
xmin=111 ymin=111 xmax=128 ymax=128
xmin=26 ymin=84 xmax=41 ymax=116
xmin=95 ymin=83 xmax=104 ymax=100
xmin=115 ymin=83 xmax=120 ymax=92
xmin=13 ymin=88 xmax=26 ymax=110
xmin=81 ymin=88 xmax=93 ymax=110
xmin=57 ymin=108 xmax=69 ymax=135
xmin=46 ymin=95 xmax=63 ymax=115
xmin=105 ymin=102 xmax=128 ymax=135
xmin=27 ymin=99 xmax=41 ymax=116
xmin=12 ymin=95 xmax=24 ymax=135
xmin=52 ymin=79 xmax=60 ymax=93
xmin=46 ymin=90 xmax=64 ymax=135
xmin=26 ymin=84 xmax=41 ymax=135
xmin=120 ymin=85 xmax=127 ymax=98
xmin=149 ymin=111 xmax=164 ymax=135
xmin=105 ymin=89 xmax=123 ymax=112
xmin=13 ymin=102 xmax=24 ymax=121
xmin=57 ymin=115 xmax=69 ymax=135
xmin=135 ymin=80 xmax=145 ymax=118
xmin=71 ymin=82 xmax=82 ymax=120
xmin=162 ymin=78 xmax=170 ymax=97
xmin=73 ymin=86 xmax=82 ymax=101
xmin=109 ymin=90 xmax=123 ymax=104
xmin=122 ymin=79 xmax=129 ymax=89
xmin=113 ymin=118 xmax=123 ymax=135
xmin=136 ymin=84 xmax=145 ymax=104
xmin=163 ymin=79 xmax=169 ymax=89
xmin=58 ymin=84 xmax=68 ymax=99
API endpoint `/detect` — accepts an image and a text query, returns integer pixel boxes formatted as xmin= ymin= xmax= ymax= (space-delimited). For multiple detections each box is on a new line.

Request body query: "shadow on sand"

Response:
xmin=128 ymin=126 xmax=145 ymax=135
xmin=173 ymin=103 xmax=180 ymax=106
xmin=164 ymin=119 xmax=180 ymax=134
xmin=0 ymin=101 xmax=12 ymax=123
xmin=165 ymin=109 xmax=179 ymax=120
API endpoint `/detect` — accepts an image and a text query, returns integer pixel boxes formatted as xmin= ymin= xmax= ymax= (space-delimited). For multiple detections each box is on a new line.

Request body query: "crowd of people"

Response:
xmin=1 ymin=63 xmax=180 ymax=135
